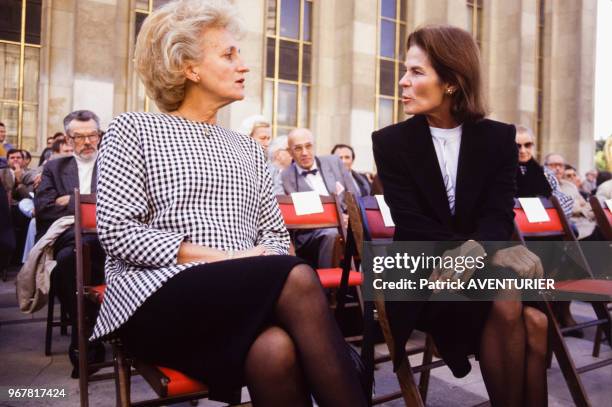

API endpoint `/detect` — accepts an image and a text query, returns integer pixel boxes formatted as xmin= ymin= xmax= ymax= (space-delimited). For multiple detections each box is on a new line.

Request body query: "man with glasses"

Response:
xmin=34 ymin=110 xmax=105 ymax=377
xmin=281 ymin=128 xmax=358 ymax=268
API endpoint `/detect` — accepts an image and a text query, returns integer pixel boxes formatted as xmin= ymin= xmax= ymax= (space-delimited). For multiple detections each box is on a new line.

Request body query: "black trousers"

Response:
xmin=52 ymin=229 xmax=105 ymax=347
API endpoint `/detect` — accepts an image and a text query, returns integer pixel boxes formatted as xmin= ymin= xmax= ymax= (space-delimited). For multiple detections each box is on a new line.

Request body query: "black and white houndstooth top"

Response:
xmin=91 ymin=112 xmax=290 ymax=340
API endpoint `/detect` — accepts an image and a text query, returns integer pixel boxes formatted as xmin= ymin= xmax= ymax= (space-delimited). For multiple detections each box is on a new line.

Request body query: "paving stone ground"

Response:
xmin=1 ymin=267 xmax=610 ymax=406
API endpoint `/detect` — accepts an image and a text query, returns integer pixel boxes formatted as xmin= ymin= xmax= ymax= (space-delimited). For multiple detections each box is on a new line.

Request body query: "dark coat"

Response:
xmin=372 ymin=114 xmax=518 ymax=376
xmin=34 ymin=156 xmax=98 ymax=239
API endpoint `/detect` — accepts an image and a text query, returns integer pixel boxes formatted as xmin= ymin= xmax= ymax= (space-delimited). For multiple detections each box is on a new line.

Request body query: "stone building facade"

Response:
xmin=0 ymin=0 xmax=598 ymax=172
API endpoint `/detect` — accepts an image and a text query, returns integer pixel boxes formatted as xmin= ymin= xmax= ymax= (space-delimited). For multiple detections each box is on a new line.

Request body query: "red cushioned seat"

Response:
xmin=365 ymin=209 xmax=394 ymax=239
xmin=89 ymin=284 xmax=106 ymax=304
xmin=555 ymin=279 xmax=612 ymax=298
xmin=157 ymin=366 xmax=208 ymax=397
xmin=513 ymin=207 xmax=564 ymax=234
xmin=316 ymin=268 xmax=363 ymax=288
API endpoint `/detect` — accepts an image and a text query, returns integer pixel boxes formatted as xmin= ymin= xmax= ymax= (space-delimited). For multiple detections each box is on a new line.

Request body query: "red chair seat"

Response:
xmin=316 ymin=268 xmax=363 ymax=288
xmin=555 ymin=279 xmax=612 ymax=298
xmin=157 ymin=366 xmax=208 ymax=397
xmin=89 ymin=284 xmax=106 ymax=303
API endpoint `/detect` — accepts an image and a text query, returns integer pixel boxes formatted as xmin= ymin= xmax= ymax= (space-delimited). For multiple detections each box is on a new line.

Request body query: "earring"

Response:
xmin=445 ymin=88 xmax=454 ymax=95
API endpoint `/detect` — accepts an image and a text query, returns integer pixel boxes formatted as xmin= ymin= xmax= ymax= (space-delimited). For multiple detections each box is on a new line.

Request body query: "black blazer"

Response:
xmin=373 ymin=114 xmax=517 ymax=243
xmin=372 ymin=114 xmax=518 ymax=373
xmin=34 ymin=156 xmax=98 ymax=238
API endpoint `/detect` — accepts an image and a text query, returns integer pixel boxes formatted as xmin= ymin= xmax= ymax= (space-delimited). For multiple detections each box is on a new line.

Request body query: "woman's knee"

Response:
xmin=246 ymin=326 xmax=298 ymax=377
xmin=523 ymin=307 xmax=548 ymax=354
xmin=491 ymin=299 xmax=523 ymax=325
xmin=284 ymin=263 xmax=323 ymax=296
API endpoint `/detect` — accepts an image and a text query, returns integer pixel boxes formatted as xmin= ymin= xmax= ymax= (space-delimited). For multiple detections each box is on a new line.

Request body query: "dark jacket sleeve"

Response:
xmin=34 ymin=164 xmax=73 ymax=224
xmin=473 ymin=124 xmax=517 ymax=241
xmin=372 ymin=130 xmax=457 ymax=241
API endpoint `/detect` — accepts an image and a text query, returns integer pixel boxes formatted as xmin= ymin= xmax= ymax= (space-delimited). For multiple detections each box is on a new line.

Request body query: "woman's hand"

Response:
xmin=428 ymin=240 xmax=485 ymax=293
xmin=234 ymin=245 xmax=267 ymax=259
xmin=490 ymin=245 xmax=543 ymax=279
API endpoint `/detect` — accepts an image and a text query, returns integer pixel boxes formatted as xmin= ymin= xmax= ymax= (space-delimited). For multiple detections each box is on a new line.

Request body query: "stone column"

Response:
xmin=545 ymin=0 xmax=596 ymax=172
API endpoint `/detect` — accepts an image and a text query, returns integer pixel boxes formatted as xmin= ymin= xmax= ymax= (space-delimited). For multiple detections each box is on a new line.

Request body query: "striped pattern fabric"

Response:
xmin=91 ymin=112 xmax=290 ymax=339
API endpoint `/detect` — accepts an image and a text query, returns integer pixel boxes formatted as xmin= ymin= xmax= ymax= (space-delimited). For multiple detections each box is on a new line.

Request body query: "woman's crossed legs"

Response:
xmin=244 ymin=263 xmax=367 ymax=407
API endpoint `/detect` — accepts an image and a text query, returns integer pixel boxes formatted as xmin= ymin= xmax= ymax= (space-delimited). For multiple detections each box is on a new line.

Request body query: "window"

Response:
xmin=467 ymin=0 xmax=483 ymax=47
xmin=375 ymin=0 xmax=407 ymax=129
xmin=264 ymin=0 xmax=313 ymax=137
xmin=535 ymin=0 xmax=545 ymax=145
xmin=0 ymin=0 xmax=41 ymax=151
xmin=132 ymin=0 xmax=170 ymax=112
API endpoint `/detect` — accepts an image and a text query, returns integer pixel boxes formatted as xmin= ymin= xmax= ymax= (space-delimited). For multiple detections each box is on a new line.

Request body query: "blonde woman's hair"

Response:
xmin=134 ymin=0 xmax=244 ymax=112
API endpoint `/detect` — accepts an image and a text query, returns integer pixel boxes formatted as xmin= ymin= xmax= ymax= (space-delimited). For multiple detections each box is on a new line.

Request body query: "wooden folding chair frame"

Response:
xmin=75 ymin=190 xmax=219 ymax=407
xmin=275 ymin=194 xmax=363 ymax=320
xmin=345 ymin=193 xmax=446 ymax=406
xmin=513 ymin=196 xmax=612 ymax=407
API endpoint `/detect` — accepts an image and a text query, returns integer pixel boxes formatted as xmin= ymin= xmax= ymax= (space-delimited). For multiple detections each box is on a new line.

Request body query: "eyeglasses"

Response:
xmin=516 ymin=142 xmax=534 ymax=149
xmin=291 ymin=143 xmax=313 ymax=153
xmin=69 ymin=132 xmax=100 ymax=143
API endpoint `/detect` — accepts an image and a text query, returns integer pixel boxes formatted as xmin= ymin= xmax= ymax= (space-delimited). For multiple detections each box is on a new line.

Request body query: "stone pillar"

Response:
xmin=44 ymin=0 xmax=76 ymax=137
xmin=545 ymin=0 xmax=596 ymax=172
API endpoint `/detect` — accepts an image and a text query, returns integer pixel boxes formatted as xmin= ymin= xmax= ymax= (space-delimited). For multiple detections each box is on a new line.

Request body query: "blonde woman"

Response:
xmin=92 ymin=1 xmax=366 ymax=405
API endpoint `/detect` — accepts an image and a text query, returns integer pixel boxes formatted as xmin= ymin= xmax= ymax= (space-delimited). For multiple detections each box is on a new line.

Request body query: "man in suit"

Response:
xmin=281 ymin=128 xmax=358 ymax=268
xmin=34 ymin=110 xmax=105 ymax=377
xmin=0 ymin=149 xmax=35 ymax=203
xmin=331 ymin=143 xmax=371 ymax=197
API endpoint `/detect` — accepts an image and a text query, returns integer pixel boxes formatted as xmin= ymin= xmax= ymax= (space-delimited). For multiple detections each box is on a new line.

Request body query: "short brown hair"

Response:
xmin=407 ymin=24 xmax=486 ymax=124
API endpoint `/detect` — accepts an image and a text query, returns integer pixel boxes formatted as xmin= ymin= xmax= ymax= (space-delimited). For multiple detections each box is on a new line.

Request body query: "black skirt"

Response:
xmin=387 ymin=266 xmax=517 ymax=377
xmin=118 ymin=255 xmax=305 ymax=402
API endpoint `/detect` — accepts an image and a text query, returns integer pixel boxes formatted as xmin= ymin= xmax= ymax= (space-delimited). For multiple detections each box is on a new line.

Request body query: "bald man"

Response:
xmin=281 ymin=128 xmax=358 ymax=268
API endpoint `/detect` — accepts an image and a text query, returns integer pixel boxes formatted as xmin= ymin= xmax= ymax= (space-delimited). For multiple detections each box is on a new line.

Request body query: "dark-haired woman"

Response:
xmin=373 ymin=25 xmax=548 ymax=406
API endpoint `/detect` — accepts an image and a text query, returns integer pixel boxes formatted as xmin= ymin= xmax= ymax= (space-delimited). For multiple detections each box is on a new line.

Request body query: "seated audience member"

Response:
xmin=373 ymin=25 xmax=548 ymax=406
xmin=545 ymin=153 xmax=596 ymax=239
xmin=596 ymin=178 xmax=612 ymax=200
xmin=240 ymin=115 xmax=283 ymax=194
xmin=50 ymin=138 xmax=74 ymax=159
xmin=34 ymin=109 xmax=105 ymax=377
xmin=38 ymin=132 xmax=65 ymax=166
xmin=564 ymin=165 xmax=589 ymax=199
xmin=92 ymin=1 xmax=366 ymax=405
xmin=21 ymin=150 xmax=32 ymax=169
xmin=268 ymin=135 xmax=292 ymax=170
xmin=331 ymin=143 xmax=371 ymax=197
xmin=582 ymin=169 xmax=598 ymax=195
xmin=515 ymin=127 xmax=573 ymax=219
xmin=0 ymin=149 xmax=36 ymax=203
xmin=281 ymin=128 xmax=359 ymax=268
xmin=0 ymin=122 xmax=13 ymax=168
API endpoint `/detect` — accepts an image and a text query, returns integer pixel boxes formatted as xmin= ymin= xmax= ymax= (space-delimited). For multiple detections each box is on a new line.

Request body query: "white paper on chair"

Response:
xmin=291 ymin=191 xmax=324 ymax=215
xmin=375 ymin=195 xmax=395 ymax=227
xmin=518 ymin=197 xmax=550 ymax=223
xmin=605 ymin=199 xmax=612 ymax=212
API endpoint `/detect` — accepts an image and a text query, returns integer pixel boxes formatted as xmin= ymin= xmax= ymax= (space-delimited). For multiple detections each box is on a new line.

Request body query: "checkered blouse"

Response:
xmin=91 ymin=112 xmax=290 ymax=340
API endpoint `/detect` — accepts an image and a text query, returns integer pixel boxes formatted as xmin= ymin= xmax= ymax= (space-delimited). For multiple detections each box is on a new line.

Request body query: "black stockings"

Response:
xmin=479 ymin=297 xmax=548 ymax=407
xmin=244 ymin=264 xmax=367 ymax=407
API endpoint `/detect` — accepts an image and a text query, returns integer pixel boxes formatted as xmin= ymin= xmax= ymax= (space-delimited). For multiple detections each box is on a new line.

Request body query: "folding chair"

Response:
xmin=345 ymin=193 xmax=443 ymax=406
xmin=590 ymin=196 xmax=612 ymax=240
xmin=74 ymin=190 xmax=221 ymax=407
xmin=276 ymin=194 xmax=363 ymax=337
xmin=513 ymin=196 xmax=612 ymax=407
xmin=588 ymin=196 xmax=612 ymax=358
xmin=44 ymin=276 xmax=71 ymax=356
